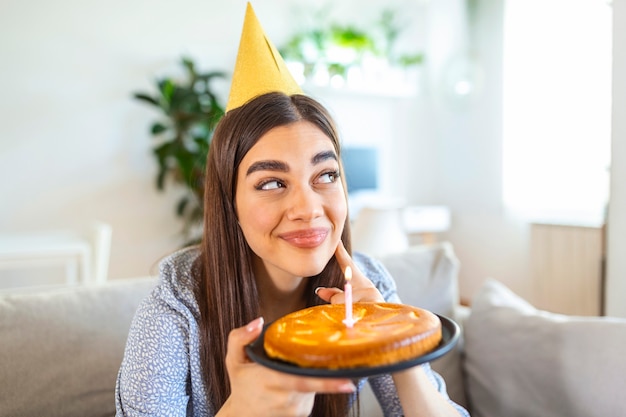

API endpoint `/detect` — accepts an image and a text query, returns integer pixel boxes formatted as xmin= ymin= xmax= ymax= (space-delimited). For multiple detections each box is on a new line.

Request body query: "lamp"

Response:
xmin=351 ymin=205 xmax=409 ymax=257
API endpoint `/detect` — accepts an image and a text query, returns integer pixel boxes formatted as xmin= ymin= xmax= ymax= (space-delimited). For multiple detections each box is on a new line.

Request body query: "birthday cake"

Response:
xmin=263 ymin=302 xmax=442 ymax=369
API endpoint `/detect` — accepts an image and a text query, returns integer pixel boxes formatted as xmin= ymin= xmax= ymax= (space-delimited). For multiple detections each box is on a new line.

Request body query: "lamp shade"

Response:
xmin=351 ymin=206 xmax=409 ymax=257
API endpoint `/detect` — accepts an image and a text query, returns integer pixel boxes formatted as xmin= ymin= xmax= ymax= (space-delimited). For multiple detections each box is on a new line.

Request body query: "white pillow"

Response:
xmin=378 ymin=242 xmax=460 ymax=318
xmin=464 ymin=279 xmax=626 ymax=417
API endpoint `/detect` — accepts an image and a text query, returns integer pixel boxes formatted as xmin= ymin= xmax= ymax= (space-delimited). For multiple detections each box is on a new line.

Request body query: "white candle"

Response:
xmin=343 ymin=266 xmax=355 ymax=328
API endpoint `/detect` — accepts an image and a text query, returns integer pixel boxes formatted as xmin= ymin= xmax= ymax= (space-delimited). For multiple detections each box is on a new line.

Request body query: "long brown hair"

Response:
xmin=194 ymin=92 xmax=355 ymax=416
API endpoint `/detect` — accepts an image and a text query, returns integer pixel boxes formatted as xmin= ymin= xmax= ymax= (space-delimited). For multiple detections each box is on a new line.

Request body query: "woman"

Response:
xmin=115 ymin=92 xmax=468 ymax=416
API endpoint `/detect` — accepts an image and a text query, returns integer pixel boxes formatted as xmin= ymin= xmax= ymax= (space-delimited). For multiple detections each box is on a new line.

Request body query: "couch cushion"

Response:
xmin=378 ymin=242 xmax=459 ymax=318
xmin=464 ymin=279 xmax=626 ymax=417
xmin=0 ymin=277 xmax=157 ymax=417
xmin=377 ymin=242 xmax=467 ymax=408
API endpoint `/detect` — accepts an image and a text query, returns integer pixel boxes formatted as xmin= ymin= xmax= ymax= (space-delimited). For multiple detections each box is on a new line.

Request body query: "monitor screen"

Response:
xmin=341 ymin=147 xmax=378 ymax=193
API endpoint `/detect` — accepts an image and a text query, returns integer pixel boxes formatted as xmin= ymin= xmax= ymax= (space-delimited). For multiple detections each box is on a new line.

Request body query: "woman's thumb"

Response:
xmin=227 ymin=316 xmax=264 ymax=365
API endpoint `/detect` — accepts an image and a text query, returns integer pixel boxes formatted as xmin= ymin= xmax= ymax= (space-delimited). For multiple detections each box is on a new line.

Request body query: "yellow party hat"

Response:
xmin=226 ymin=3 xmax=303 ymax=112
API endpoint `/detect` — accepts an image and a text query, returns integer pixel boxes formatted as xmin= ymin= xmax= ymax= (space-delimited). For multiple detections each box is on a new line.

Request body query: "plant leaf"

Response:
xmin=156 ymin=166 xmax=167 ymax=190
xmin=133 ymin=93 xmax=160 ymax=107
xmin=151 ymin=123 xmax=168 ymax=135
xmin=176 ymin=197 xmax=189 ymax=216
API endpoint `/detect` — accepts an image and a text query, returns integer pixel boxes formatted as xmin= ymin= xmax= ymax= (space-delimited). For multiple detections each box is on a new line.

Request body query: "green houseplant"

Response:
xmin=134 ymin=57 xmax=227 ymax=243
xmin=279 ymin=8 xmax=424 ymax=83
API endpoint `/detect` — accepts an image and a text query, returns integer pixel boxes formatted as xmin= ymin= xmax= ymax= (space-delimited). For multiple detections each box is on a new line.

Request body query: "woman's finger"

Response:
xmin=226 ymin=316 xmax=264 ymax=367
xmin=315 ymin=286 xmax=343 ymax=303
xmin=289 ymin=375 xmax=356 ymax=394
xmin=334 ymin=241 xmax=384 ymax=302
xmin=333 ymin=240 xmax=354 ymax=272
xmin=334 ymin=241 xmax=371 ymax=287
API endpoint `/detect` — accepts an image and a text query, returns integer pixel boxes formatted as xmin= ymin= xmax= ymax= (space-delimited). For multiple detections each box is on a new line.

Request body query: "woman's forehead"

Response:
xmin=245 ymin=121 xmax=336 ymax=160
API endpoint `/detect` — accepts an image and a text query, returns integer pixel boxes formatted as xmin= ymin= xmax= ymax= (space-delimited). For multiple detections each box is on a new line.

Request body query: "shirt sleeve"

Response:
xmin=115 ymin=287 xmax=191 ymax=417
xmin=352 ymin=252 xmax=401 ymax=303
xmin=115 ymin=247 xmax=212 ymax=417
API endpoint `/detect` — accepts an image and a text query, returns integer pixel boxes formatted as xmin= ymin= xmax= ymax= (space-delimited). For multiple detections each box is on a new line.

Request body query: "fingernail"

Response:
xmin=246 ymin=316 xmax=264 ymax=332
xmin=338 ymin=382 xmax=356 ymax=393
xmin=315 ymin=287 xmax=323 ymax=295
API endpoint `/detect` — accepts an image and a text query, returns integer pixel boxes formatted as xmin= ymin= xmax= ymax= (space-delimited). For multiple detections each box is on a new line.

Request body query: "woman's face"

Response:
xmin=235 ymin=120 xmax=347 ymax=285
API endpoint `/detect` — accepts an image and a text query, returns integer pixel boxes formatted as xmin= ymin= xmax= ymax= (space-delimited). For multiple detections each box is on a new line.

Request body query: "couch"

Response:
xmin=362 ymin=243 xmax=626 ymax=417
xmin=0 ymin=276 xmax=158 ymax=417
xmin=1 ymin=243 xmax=625 ymax=417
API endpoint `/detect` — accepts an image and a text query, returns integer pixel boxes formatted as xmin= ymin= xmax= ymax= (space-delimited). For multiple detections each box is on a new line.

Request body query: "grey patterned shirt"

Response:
xmin=115 ymin=246 xmax=468 ymax=417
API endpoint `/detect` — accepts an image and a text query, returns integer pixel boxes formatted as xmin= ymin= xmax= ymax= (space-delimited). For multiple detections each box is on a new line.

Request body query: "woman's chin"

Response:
xmin=291 ymin=263 xmax=327 ymax=278
xmin=285 ymin=254 xmax=332 ymax=278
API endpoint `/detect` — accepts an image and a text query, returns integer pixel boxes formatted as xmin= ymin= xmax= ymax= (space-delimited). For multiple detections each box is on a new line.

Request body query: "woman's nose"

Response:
xmin=286 ymin=185 xmax=323 ymax=221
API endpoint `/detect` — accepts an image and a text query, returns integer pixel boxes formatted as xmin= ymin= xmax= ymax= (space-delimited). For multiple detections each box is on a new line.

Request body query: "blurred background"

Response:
xmin=1 ymin=0 xmax=624 ymax=317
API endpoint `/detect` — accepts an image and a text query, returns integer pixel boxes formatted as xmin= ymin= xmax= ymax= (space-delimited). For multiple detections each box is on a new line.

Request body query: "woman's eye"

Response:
xmin=257 ymin=179 xmax=284 ymax=190
xmin=319 ymin=170 xmax=340 ymax=184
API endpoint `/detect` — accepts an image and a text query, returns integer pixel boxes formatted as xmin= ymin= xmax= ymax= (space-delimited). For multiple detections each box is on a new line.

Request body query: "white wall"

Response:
xmin=1 ymin=0 xmax=623 ymax=314
xmin=0 ymin=0 xmax=255 ymax=279
xmin=0 ymin=0 xmax=432 ymax=281
xmin=425 ymin=0 xmax=534 ymax=301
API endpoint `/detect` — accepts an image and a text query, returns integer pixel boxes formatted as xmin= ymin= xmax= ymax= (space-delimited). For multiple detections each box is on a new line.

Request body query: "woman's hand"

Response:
xmin=217 ymin=317 xmax=356 ymax=417
xmin=315 ymin=241 xmax=385 ymax=304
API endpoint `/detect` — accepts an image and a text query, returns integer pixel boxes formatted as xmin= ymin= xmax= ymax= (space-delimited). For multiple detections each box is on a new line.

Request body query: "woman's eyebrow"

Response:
xmin=312 ymin=150 xmax=337 ymax=165
xmin=246 ymin=160 xmax=288 ymax=176
xmin=246 ymin=151 xmax=337 ymax=176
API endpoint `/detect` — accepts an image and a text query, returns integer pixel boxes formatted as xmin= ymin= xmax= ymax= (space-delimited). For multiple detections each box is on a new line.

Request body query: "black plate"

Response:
xmin=245 ymin=314 xmax=460 ymax=378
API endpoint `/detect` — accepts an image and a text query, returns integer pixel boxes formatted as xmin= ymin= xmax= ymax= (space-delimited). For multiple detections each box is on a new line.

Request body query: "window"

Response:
xmin=502 ymin=0 xmax=612 ymax=225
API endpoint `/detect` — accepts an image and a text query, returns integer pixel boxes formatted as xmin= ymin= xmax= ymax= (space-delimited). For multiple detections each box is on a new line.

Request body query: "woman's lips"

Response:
xmin=279 ymin=228 xmax=329 ymax=248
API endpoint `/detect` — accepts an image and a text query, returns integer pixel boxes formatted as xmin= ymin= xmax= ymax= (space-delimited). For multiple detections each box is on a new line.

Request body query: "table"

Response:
xmin=0 ymin=232 xmax=94 ymax=288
